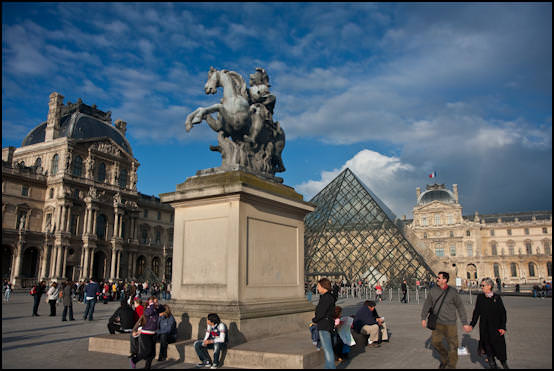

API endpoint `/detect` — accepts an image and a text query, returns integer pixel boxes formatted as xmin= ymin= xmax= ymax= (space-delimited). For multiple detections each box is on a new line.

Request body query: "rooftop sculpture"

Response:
xmin=185 ymin=67 xmax=285 ymax=182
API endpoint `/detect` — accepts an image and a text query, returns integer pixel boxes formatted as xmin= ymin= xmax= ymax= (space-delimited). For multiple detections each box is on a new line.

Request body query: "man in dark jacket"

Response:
xmin=61 ymin=281 xmax=75 ymax=321
xmin=401 ymin=280 xmax=408 ymax=303
xmin=83 ymin=278 xmax=100 ymax=321
xmin=353 ymin=300 xmax=388 ymax=347
xmin=108 ymin=300 xmax=136 ymax=334
xmin=31 ymin=281 xmax=47 ymax=316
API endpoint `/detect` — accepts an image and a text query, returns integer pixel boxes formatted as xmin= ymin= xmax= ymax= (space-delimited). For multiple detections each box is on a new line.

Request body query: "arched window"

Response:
xmin=51 ymin=154 xmax=59 ymax=175
xmin=97 ymin=162 xmax=106 ymax=183
xmin=493 ymin=263 xmax=501 ymax=278
xmin=72 ymin=155 xmax=83 ymax=177
xmin=528 ymin=262 xmax=536 ymax=277
xmin=491 ymin=242 xmax=498 ymax=256
xmin=510 ymin=263 xmax=518 ymax=277
xmin=96 ymin=214 xmax=107 ymax=240
xmin=119 ymin=168 xmax=127 ymax=188
xmin=152 ymin=257 xmax=160 ymax=276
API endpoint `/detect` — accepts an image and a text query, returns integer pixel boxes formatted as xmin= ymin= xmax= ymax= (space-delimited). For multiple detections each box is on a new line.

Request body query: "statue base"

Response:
xmin=196 ymin=165 xmax=283 ymax=184
xmin=159 ymin=171 xmax=315 ymax=345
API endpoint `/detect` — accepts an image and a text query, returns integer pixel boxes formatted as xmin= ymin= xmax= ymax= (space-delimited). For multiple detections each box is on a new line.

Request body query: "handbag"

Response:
xmin=427 ymin=287 xmax=449 ymax=330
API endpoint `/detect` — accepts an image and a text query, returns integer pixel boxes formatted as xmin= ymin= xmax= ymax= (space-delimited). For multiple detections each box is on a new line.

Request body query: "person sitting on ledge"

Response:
xmin=108 ymin=299 xmax=135 ymax=334
xmin=352 ymin=300 xmax=389 ymax=347
xmin=194 ymin=313 xmax=228 ymax=369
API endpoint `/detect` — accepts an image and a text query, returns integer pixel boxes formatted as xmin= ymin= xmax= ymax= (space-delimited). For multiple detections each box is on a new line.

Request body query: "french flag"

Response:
xmin=429 ymin=171 xmax=437 ymax=179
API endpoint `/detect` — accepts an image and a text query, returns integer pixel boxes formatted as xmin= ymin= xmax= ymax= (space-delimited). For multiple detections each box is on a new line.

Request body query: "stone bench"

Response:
xmin=89 ymin=331 xmax=325 ymax=369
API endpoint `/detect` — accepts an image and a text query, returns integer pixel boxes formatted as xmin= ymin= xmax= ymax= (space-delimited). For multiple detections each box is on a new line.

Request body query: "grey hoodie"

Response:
xmin=420 ymin=285 xmax=468 ymax=326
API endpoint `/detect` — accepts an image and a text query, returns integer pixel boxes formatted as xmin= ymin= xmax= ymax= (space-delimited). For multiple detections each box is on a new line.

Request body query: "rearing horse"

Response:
xmin=185 ymin=67 xmax=251 ymax=142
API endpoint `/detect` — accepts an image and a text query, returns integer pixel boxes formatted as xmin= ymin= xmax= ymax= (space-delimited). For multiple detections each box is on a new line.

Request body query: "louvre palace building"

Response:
xmin=2 ymin=92 xmax=174 ymax=288
xmin=408 ymin=183 xmax=552 ymax=286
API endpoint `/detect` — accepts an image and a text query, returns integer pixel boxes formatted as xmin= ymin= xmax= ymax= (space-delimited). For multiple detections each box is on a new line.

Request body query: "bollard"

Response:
xmin=424 ymin=288 xmax=427 ymax=299
xmin=397 ymin=288 xmax=400 ymax=302
xmin=407 ymin=288 xmax=410 ymax=303
xmin=416 ymin=288 xmax=419 ymax=304
xmin=389 ymin=288 xmax=392 ymax=302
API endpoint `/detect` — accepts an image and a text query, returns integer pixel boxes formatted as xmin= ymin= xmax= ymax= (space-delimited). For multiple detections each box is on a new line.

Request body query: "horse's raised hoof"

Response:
xmin=185 ymin=121 xmax=192 ymax=132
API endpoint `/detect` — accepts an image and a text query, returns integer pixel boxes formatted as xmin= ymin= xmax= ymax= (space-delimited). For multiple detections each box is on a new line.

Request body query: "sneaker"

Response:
xmin=367 ymin=343 xmax=381 ymax=348
xmin=129 ymin=359 xmax=136 ymax=369
xmin=195 ymin=363 xmax=208 ymax=368
xmin=210 ymin=364 xmax=220 ymax=369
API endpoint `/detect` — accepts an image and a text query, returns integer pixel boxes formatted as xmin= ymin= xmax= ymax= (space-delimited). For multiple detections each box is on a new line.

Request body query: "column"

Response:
xmin=119 ymin=215 xmax=124 ymax=238
xmin=61 ymin=246 xmax=68 ymax=279
xmin=82 ymin=247 xmax=90 ymax=279
xmin=49 ymin=246 xmax=57 ymax=277
xmin=114 ymin=212 xmax=119 ymax=239
xmin=92 ymin=210 xmax=97 ymax=236
xmin=60 ymin=205 xmax=67 ymax=232
xmin=110 ymin=248 xmax=117 ymax=279
xmin=55 ymin=245 xmax=63 ymax=278
xmin=116 ymin=250 xmax=121 ymax=279
xmin=83 ymin=208 xmax=88 ymax=235
xmin=40 ymin=245 xmax=50 ymax=279
xmin=65 ymin=207 xmax=72 ymax=232
xmin=89 ymin=249 xmax=95 ymax=279
xmin=12 ymin=242 xmax=23 ymax=285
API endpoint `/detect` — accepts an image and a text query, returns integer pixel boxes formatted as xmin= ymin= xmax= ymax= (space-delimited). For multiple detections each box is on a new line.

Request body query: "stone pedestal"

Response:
xmin=160 ymin=171 xmax=315 ymax=346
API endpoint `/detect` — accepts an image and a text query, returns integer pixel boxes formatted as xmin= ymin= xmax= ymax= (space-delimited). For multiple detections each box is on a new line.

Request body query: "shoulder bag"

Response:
xmin=427 ymin=287 xmax=449 ymax=330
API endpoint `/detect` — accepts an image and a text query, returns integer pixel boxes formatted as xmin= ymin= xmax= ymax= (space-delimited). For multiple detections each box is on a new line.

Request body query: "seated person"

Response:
xmin=352 ymin=300 xmax=389 ymax=347
xmin=333 ymin=306 xmax=356 ymax=361
xmin=108 ymin=300 xmax=136 ymax=334
xmin=194 ymin=313 xmax=227 ymax=369
xmin=133 ymin=298 xmax=144 ymax=323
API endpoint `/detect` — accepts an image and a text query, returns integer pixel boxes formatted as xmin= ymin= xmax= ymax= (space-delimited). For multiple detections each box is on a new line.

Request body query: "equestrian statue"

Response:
xmin=185 ymin=67 xmax=285 ymax=182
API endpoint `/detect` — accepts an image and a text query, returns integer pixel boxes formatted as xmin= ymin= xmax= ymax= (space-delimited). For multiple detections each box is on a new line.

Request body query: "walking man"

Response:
xmin=421 ymin=272 xmax=471 ymax=369
xmin=401 ymin=280 xmax=408 ymax=303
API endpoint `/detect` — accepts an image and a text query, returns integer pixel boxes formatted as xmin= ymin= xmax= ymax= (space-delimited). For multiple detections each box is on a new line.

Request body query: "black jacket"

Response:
xmin=111 ymin=304 xmax=136 ymax=330
xmin=312 ymin=292 xmax=336 ymax=332
xmin=469 ymin=293 xmax=507 ymax=361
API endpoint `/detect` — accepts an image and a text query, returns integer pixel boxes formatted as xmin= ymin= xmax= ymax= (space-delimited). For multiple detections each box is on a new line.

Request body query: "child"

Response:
xmin=333 ymin=306 xmax=356 ymax=361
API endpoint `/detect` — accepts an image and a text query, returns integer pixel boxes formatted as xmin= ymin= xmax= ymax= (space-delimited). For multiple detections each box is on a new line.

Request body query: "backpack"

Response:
xmin=29 ymin=286 xmax=37 ymax=295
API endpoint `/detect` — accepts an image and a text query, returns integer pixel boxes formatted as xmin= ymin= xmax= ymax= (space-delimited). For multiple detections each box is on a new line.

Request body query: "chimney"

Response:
xmin=416 ymin=187 xmax=421 ymax=200
xmin=45 ymin=92 xmax=64 ymax=142
xmin=452 ymin=184 xmax=459 ymax=203
xmin=2 ymin=146 xmax=16 ymax=164
xmin=115 ymin=119 xmax=127 ymax=136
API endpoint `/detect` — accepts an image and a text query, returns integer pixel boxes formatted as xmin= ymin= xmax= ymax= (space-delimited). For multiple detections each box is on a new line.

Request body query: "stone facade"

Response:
xmin=2 ymin=92 xmax=174 ymax=288
xmin=408 ymin=183 xmax=552 ymax=286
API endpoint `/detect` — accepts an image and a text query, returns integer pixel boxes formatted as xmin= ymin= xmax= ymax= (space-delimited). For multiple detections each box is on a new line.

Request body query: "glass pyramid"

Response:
xmin=304 ymin=168 xmax=436 ymax=287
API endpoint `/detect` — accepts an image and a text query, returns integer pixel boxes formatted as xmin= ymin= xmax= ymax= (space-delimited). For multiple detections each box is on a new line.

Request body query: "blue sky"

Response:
xmin=2 ymin=3 xmax=552 ymax=218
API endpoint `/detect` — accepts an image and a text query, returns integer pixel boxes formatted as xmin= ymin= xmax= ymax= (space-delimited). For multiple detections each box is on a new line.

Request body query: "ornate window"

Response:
xmin=136 ymin=256 xmax=146 ymax=276
xmin=466 ymin=230 xmax=471 ymax=237
xmin=49 ymin=188 xmax=54 ymax=198
xmin=97 ymin=162 xmax=106 ymax=183
xmin=449 ymin=245 xmax=456 ymax=256
xmin=21 ymin=185 xmax=29 ymax=196
xmin=423 ymin=232 xmax=428 ymax=239
xmin=435 ymin=244 xmax=444 ymax=257
xmin=510 ymin=263 xmax=518 ymax=277
xmin=422 ymin=216 xmax=428 ymax=226
xmin=466 ymin=242 xmax=473 ymax=257
xmin=447 ymin=214 xmax=453 ymax=225
xmin=507 ymin=228 xmax=512 ymax=236
xmin=491 ymin=242 xmax=498 ymax=256
xmin=528 ymin=262 xmax=536 ymax=277
xmin=543 ymin=240 xmax=551 ymax=256
xmin=547 ymin=262 xmax=552 ymax=277
xmin=70 ymin=214 xmax=78 ymax=235
xmin=525 ymin=241 xmax=533 ymax=255
xmin=72 ymin=155 xmax=83 ymax=177
xmin=119 ymin=168 xmax=127 ymax=188
xmin=155 ymin=229 xmax=161 ymax=244
xmin=165 ymin=258 xmax=172 ymax=280
xmin=490 ymin=229 xmax=495 ymax=237
xmin=543 ymin=227 xmax=548 ymax=234
xmin=449 ymin=231 xmax=454 ymax=238
xmin=434 ymin=214 xmax=441 ymax=225
xmin=524 ymin=228 xmax=530 ymax=235
xmin=141 ymin=227 xmax=148 ymax=244
xmin=96 ymin=214 xmax=107 ymax=240
xmin=51 ymin=154 xmax=59 ymax=176
xmin=508 ymin=241 xmax=515 ymax=256
xmin=157 ymin=211 xmax=161 ymax=221
xmin=152 ymin=257 xmax=160 ymax=276
xmin=493 ymin=263 xmax=501 ymax=278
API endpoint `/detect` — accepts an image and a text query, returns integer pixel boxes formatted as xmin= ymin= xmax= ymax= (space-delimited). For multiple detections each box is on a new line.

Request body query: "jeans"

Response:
xmin=158 ymin=333 xmax=176 ymax=359
xmin=83 ymin=298 xmax=96 ymax=320
xmin=32 ymin=295 xmax=41 ymax=315
xmin=49 ymin=299 xmax=57 ymax=316
xmin=4 ymin=290 xmax=11 ymax=301
xmin=194 ymin=340 xmax=225 ymax=365
xmin=318 ymin=330 xmax=336 ymax=369
xmin=62 ymin=305 xmax=74 ymax=320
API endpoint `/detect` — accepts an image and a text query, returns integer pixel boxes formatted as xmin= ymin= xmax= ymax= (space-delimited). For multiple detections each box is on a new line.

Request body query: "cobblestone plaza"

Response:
xmin=2 ymin=293 xmax=551 ymax=369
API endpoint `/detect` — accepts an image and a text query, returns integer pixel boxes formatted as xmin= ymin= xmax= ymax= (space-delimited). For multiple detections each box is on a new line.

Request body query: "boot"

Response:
xmin=487 ymin=357 xmax=499 ymax=369
xmin=500 ymin=361 xmax=509 ymax=369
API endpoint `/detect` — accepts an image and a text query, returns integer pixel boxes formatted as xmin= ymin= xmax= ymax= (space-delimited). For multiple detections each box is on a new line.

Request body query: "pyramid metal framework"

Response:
xmin=304 ymin=168 xmax=436 ymax=287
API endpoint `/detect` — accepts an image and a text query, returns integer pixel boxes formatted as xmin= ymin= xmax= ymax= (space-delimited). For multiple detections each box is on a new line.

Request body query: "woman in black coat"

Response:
xmin=466 ymin=277 xmax=509 ymax=369
xmin=312 ymin=278 xmax=336 ymax=369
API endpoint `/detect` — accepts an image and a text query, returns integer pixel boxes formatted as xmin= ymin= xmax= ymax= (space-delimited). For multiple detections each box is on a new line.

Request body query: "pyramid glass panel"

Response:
xmin=304 ymin=168 xmax=436 ymax=287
